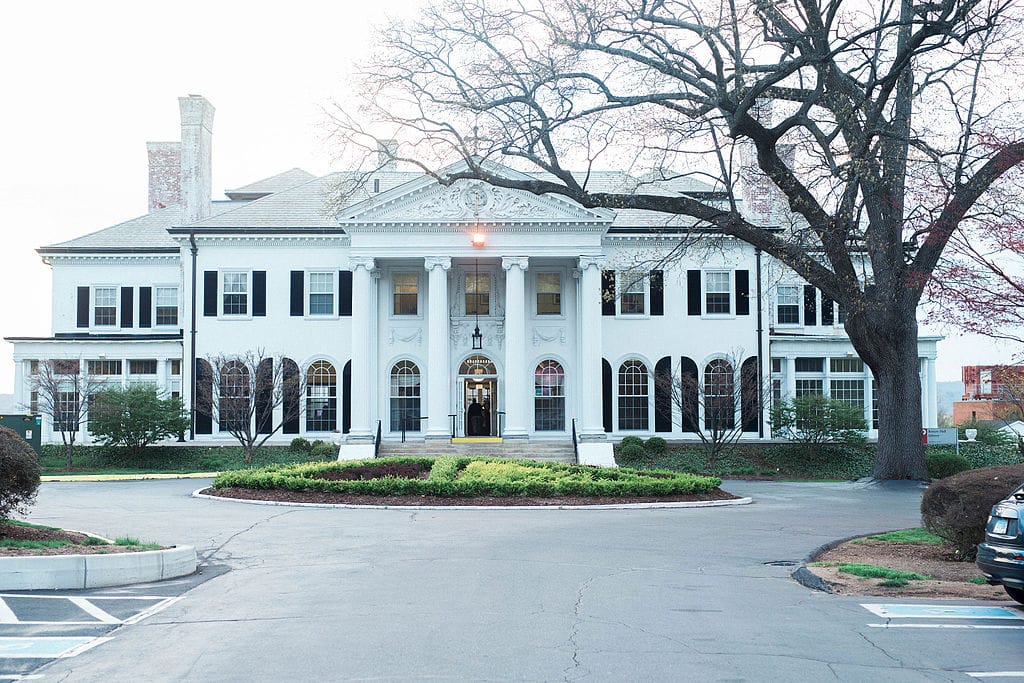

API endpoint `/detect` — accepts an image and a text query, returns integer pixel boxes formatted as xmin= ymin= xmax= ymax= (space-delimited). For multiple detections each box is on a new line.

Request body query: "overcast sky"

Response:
xmin=0 ymin=1 xmax=1015 ymax=397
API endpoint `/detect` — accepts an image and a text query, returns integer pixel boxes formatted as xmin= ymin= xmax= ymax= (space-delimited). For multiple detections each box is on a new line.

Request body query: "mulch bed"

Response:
xmin=202 ymin=486 xmax=739 ymax=506
xmin=0 ymin=522 xmax=162 ymax=557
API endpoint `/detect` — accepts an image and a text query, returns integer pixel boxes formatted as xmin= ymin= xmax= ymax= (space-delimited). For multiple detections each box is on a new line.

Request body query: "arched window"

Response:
xmin=306 ymin=361 xmax=337 ymax=432
xmin=617 ymin=360 xmax=649 ymax=430
xmin=534 ymin=360 xmax=565 ymax=431
xmin=704 ymin=359 xmax=735 ymax=430
xmin=219 ymin=360 xmax=250 ymax=432
xmin=390 ymin=361 xmax=421 ymax=432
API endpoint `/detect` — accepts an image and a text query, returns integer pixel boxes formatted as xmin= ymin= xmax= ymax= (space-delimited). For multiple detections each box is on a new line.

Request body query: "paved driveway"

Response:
xmin=16 ymin=479 xmax=1024 ymax=681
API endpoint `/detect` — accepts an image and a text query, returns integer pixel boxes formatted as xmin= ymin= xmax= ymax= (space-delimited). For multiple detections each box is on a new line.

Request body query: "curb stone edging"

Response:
xmin=0 ymin=545 xmax=198 ymax=591
xmin=192 ymin=488 xmax=753 ymax=510
xmin=791 ymin=529 xmax=904 ymax=594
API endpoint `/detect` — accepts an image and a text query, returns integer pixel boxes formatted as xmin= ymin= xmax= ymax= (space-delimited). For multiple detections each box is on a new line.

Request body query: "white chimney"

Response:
xmin=178 ymin=95 xmax=215 ymax=223
xmin=378 ymin=139 xmax=398 ymax=171
xmin=146 ymin=141 xmax=181 ymax=211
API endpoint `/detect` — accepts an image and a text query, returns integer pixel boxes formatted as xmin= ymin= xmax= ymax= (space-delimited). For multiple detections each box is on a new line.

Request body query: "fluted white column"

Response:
xmin=425 ymin=256 xmax=452 ymax=439
xmin=502 ymin=257 xmax=529 ymax=438
xmin=348 ymin=257 xmax=375 ymax=440
xmin=578 ymin=256 xmax=606 ymax=438
xmin=924 ymin=357 xmax=938 ymax=428
xmin=785 ymin=356 xmax=797 ymax=400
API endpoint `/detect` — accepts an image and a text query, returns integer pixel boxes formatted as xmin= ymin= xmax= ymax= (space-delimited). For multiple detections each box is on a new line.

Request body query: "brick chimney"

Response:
xmin=146 ymin=141 xmax=181 ymax=211
xmin=178 ymin=95 xmax=215 ymax=223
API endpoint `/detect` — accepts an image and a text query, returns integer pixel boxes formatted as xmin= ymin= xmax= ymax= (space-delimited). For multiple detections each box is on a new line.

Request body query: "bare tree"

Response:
xmin=26 ymin=359 xmax=105 ymax=469
xmin=332 ymin=0 xmax=1024 ymax=479
xmin=657 ymin=352 xmax=767 ymax=468
xmin=202 ymin=351 xmax=306 ymax=463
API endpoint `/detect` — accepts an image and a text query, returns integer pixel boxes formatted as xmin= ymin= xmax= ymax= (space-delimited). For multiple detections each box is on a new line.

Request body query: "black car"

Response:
xmin=977 ymin=483 xmax=1024 ymax=605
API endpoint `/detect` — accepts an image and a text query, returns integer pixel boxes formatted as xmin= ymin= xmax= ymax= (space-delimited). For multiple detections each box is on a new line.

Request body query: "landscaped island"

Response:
xmin=204 ymin=457 xmax=736 ymax=506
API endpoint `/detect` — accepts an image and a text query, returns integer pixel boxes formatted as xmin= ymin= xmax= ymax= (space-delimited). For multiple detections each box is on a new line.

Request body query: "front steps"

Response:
xmin=377 ymin=439 xmax=577 ymax=463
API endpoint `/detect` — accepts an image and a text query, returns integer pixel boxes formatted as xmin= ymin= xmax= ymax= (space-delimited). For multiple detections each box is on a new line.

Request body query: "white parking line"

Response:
xmin=868 ymin=623 xmax=1024 ymax=630
xmin=67 ymin=598 xmax=120 ymax=624
xmin=861 ymin=604 xmax=1024 ymax=620
xmin=123 ymin=596 xmax=182 ymax=625
xmin=0 ymin=601 xmax=18 ymax=625
xmin=966 ymin=673 xmax=1024 ymax=679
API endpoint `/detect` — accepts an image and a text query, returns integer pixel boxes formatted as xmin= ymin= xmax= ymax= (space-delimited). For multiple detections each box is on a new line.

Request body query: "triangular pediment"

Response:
xmin=338 ymin=160 xmax=614 ymax=227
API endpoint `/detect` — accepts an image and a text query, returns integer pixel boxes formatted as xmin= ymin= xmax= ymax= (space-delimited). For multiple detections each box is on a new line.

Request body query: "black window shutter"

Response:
xmin=601 ymin=271 xmax=616 ymax=316
xmin=339 ymin=270 xmax=353 ymax=317
xmin=139 ymin=287 xmax=152 ymax=328
xmin=687 ymin=270 xmax=701 ymax=315
xmin=821 ymin=296 xmax=834 ymax=326
xmin=252 ymin=271 xmax=267 ymax=317
xmin=203 ymin=271 xmax=218 ymax=317
xmin=282 ymin=358 xmax=300 ymax=434
xmin=602 ymin=359 xmax=613 ymax=433
xmin=650 ymin=270 xmax=664 ymax=316
xmin=735 ymin=270 xmax=750 ymax=316
xmin=803 ymin=285 xmax=817 ymax=326
xmin=195 ymin=359 xmax=213 ymax=435
xmin=76 ymin=287 xmax=89 ymax=328
xmin=741 ymin=357 xmax=759 ymax=432
xmin=256 ymin=358 xmax=274 ymax=434
xmin=290 ymin=271 xmax=304 ymax=317
xmin=654 ymin=356 xmax=672 ymax=431
xmin=679 ymin=357 xmax=699 ymax=432
xmin=342 ymin=360 xmax=352 ymax=434
xmin=120 ymin=287 xmax=133 ymax=328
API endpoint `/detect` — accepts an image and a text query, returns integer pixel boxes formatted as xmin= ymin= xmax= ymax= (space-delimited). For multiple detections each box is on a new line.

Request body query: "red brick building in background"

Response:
xmin=953 ymin=365 xmax=1024 ymax=424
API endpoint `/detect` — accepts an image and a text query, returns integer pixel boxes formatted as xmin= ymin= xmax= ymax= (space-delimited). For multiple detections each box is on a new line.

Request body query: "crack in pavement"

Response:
xmin=198 ymin=509 xmax=299 ymax=564
xmin=857 ymin=623 xmax=905 ymax=667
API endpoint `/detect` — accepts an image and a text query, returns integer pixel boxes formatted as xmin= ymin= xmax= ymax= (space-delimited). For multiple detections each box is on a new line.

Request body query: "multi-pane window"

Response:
xmin=55 ymin=391 xmax=79 ymax=432
xmin=390 ymin=361 xmax=421 ymax=431
xmin=155 ymin=287 xmax=178 ymax=325
xmin=218 ymin=361 xmax=250 ymax=431
xmin=87 ymin=360 xmax=122 ymax=376
xmin=704 ymin=359 xmax=735 ymax=430
xmin=222 ymin=273 xmax=248 ymax=315
xmin=466 ymin=273 xmax=489 ymax=315
xmin=705 ymin=271 xmax=731 ymax=314
xmin=777 ymin=285 xmax=800 ymax=324
xmin=872 ymin=378 xmax=879 ymax=429
xmin=536 ymin=273 xmax=561 ymax=315
xmin=93 ymin=287 xmax=116 ymax=326
xmin=129 ymin=360 xmax=158 ymax=375
xmin=170 ymin=359 xmax=181 ymax=376
xmin=308 ymin=272 xmax=334 ymax=315
xmin=620 ymin=272 xmax=645 ymax=314
xmin=534 ymin=360 xmax=565 ymax=431
xmin=830 ymin=379 xmax=865 ymax=408
xmin=830 ymin=358 xmax=864 ymax=373
xmin=306 ymin=361 xmax=337 ymax=432
xmin=393 ymin=273 xmax=418 ymax=315
xmin=52 ymin=359 xmax=80 ymax=375
xmin=617 ymin=360 xmax=649 ymax=430
xmin=795 ymin=379 xmax=824 ymax=396
xmin=795 ymin=357 xmax=824 ymax=372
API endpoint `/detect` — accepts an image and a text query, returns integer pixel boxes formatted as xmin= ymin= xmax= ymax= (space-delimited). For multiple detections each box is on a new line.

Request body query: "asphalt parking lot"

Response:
xmin=8 ymin=478 xmax=1023 ymax=681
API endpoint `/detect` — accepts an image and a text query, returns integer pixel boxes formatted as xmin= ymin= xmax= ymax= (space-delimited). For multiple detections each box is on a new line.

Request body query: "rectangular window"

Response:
xmin=393 ymin=273 xmax=419 ymax=315
xmin=466 ymin=273 xmax=489 ymax=315
xmin=830 ymin=379 xmax=865 ymax=408
xmin=222 ymin=273 xmax=248 ymax=315
xmin=619 ymin=272 xmax=645 ymax=314
xmin=705 ymin=271 xmax=731 ymax=314
xmin=155 ymin=287 xmax=178 ymax=326
xmin=771 ymin=379 xmax=781 ymax=409
xmin=872 ymin=379 xmax=878 ymax=429
xmin=795 ymin=379 xmax=824 ymax=396
xmin=830 ymin=358 xmax=865 ymax=373
xmin=28 ymin=360 xmax=39 ymax=375
xmin=93 ymin=287 xmax=117 ymax=326
xmin=308 ymin=272 xmax=334 ymax=315
xmin=87 ymin=360 xmax=122 ymax=376
xmin=795 ymin=357 xmax=824 ymax=373
xmin=777 ymin=285 xmax=800 ymax=324
xmin=536 ymin=273 xmax=561 ymax=315
xmin=170 ymin=359 xmax=181 ymax=376
xmin=129 ymin=360 xmax=158 ymax=375
xmin=29 ymin=390 xmax=38 ymax=414
xmin=53 ymin=360 xmax=80 ymax=375
xmin=55 ymin=391 xmax=79 ymax=431
xmin=771 ymin=358 xmax=783 ymax=374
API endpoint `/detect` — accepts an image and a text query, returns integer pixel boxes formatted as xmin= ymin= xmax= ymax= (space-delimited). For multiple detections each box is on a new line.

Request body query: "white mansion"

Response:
xmin=6 ymin=96 xmax=940 ymax=461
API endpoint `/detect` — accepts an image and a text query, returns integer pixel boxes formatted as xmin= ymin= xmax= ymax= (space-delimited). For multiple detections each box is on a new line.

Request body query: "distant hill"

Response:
xmin=937 ymin=381 xmax=964 ymax=426
xmin=0 ymin=394 xmax=13 ymax=413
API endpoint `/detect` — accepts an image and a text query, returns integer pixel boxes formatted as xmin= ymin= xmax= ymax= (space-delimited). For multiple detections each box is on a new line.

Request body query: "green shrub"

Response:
xmin=310 ymin=442 xmax=338 ymax=460
xmin=0 ymin=426 xmax=41 ymax=522
xmin=920 ymin=463 xmax=1024 ymax=560
xmin=290 ymin=438 xmax=312 ymax=452
xmin=957 ymin=422 xmax=1016 ymax=447
xmin=771 ymin=395 xmax=867 ymax=444
xmin=619 ymin=436 xmax=644 ymax=448
xmin=429 ymin=456 xmax=459 ymax=483
xmin=925 ymin=452 xmax=971 ymax=480
xmin=645 ymin=437 xmax=667 ymax=455
xmin=88 ymin=385 xmax=190 ymax=455
xmin=619 ymin=443 xmax=646 ymax=460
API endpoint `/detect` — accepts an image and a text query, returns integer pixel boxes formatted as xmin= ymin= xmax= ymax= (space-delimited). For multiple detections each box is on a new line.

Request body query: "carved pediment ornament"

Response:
xmin=389 ymin=327 xmax=423 ymax=346
xmin=532 ymin=327 xmax=567 ymax=346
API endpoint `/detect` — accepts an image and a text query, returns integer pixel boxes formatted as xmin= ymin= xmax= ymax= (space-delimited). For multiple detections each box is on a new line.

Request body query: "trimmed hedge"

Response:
xmin=925 ymin=452 xmax=971 ymax=480
xmin=213 ymin=457 xmax=722 ymax=498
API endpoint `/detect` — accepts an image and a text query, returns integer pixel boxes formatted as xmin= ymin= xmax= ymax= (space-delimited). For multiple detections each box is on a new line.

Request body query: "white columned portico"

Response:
xmin=502 ymin=257 xmax=529 ymax=439
xmin=347 ymin=257 xmax=376 ymax=440
xmin=577 ymin=256 xmax=606 ymax=438
xmin=425 ymin=256 xmax=452 ymax=439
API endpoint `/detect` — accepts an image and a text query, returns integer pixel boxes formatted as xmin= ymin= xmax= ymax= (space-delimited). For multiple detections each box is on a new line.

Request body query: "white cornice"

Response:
xmin=42 ymin=254 xmax=181 ymax=266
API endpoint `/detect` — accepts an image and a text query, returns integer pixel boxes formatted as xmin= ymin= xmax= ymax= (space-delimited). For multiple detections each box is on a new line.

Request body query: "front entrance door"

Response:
xmin=463 ymin=378 xmax=496 ymax=436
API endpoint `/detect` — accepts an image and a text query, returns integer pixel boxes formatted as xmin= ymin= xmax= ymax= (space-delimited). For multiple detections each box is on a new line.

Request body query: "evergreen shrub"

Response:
xmin=924 ymin=452 xmax=971 ymax=480
xmin=0 ymin=426 xmax=41 ymax=522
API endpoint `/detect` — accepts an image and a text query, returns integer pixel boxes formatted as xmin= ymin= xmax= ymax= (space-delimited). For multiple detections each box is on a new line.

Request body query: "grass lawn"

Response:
xmin=40 ymin=444 xmax=330 ymax=476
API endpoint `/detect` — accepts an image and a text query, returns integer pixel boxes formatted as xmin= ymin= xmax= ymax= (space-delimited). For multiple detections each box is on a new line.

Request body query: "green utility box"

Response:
xmin=0 ymin=414 xmax=42 ymax=454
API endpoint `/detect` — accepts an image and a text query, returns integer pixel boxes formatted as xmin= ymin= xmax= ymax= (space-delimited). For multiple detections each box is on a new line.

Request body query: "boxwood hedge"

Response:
xmin=213 ymin=456 xmax=721 ymax=497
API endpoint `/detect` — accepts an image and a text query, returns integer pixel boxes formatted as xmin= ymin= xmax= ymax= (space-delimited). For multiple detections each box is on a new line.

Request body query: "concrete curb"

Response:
xmin=192 ymin=488 xmax=753 ymax=510
xmin=42 ymin=473 xmax=218 ymax=482
xmin=0 ymin=545 xmax=198 ymax=591
xmin=791 ymin=529 xmax=902 ymax=594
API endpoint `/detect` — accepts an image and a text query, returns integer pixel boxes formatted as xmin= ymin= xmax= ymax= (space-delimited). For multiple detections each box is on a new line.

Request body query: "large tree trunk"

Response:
xmin=845 ymin=294 xmax=928 ymax=480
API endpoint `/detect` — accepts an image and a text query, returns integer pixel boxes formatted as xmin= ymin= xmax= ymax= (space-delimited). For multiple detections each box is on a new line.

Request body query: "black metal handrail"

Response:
xmin=496 ymin=411 xmax=506 ymax=438
xmin=448 ymin=414 xmax=457 ymax=439
xmin=571 ymin=418 xmax=579 ymax=464
xmin=401 ymin=416 xmax=429 ymax=443
xmin=373 ymin=420 xmax=382 ymax=458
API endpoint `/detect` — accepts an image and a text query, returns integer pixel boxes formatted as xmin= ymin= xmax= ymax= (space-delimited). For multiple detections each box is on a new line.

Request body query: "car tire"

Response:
xmin=1005 ymin=586 xmax=1024 ymax=605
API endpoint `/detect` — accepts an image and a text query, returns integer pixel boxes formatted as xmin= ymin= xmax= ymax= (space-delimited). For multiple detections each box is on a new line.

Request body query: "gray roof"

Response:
xmin=224 ymin=168 xmax=316 ymax=200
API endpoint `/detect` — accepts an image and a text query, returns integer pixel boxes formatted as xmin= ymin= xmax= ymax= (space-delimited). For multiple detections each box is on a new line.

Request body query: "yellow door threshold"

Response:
xmin=451 ymin=437 xmax=504 ymax=443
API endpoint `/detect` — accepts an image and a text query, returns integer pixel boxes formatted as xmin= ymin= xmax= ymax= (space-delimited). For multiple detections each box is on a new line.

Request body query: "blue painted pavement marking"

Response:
xmin=0 ymin=637 xmax=111 ymax=659
xmin=862 ymin=604 xmax=1024 ymax=620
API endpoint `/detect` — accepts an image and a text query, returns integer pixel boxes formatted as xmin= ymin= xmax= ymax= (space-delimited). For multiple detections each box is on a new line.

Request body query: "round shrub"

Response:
xmin=310 ymin=442 xmax=338 ymax=461
xmin=290 ymin=437 xmax=311 ymax=452
xmin=920 ymin=463 xmax=1024 ymax=560
xmin=645 ymin=437 xmax=667 ymax=455
xmin=619 ymin=443 xmax=646 ymax=460
xmin=619 ymin=436 xmax=645 ymax=450
xmin=925 ymin=452 xmax=971 ymax=480
xmin=0 ymin=426 xmax=41 ymax=521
